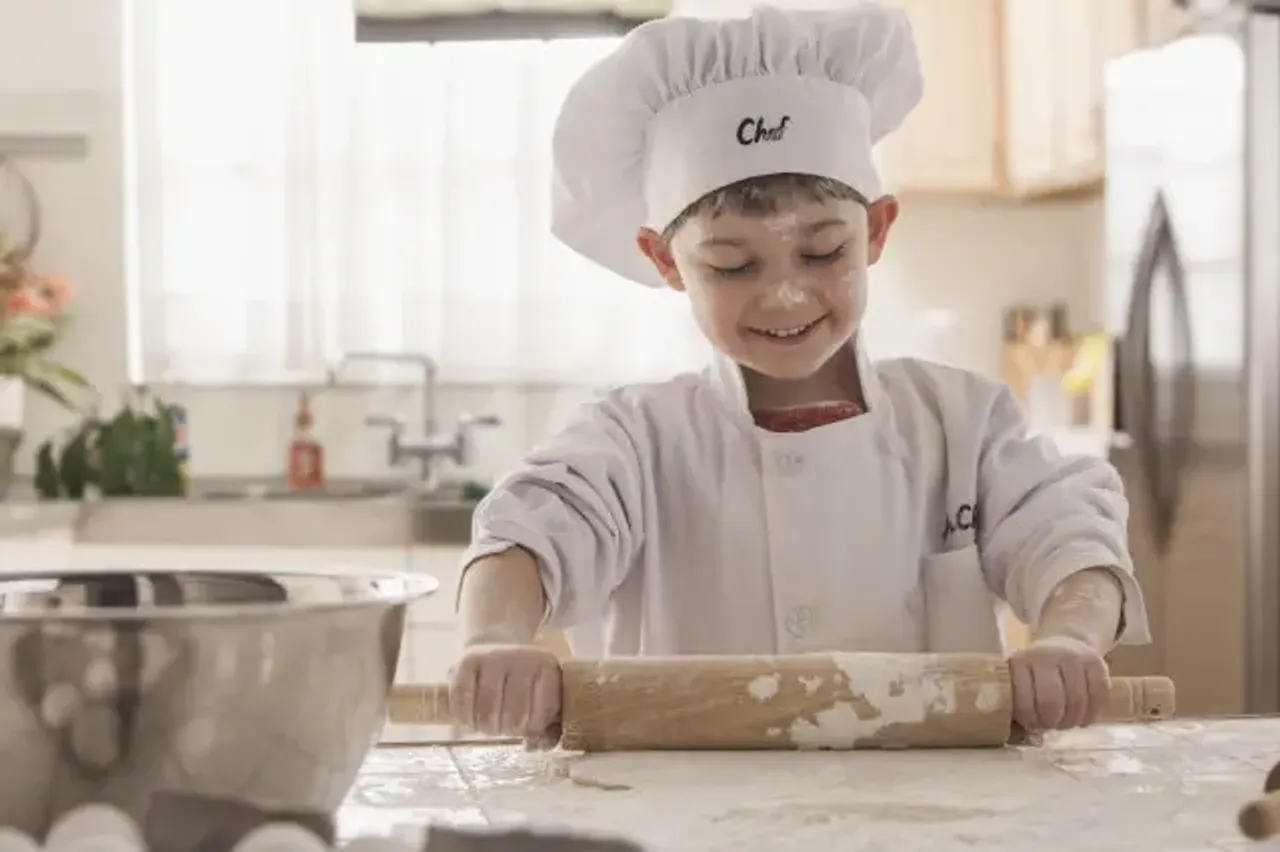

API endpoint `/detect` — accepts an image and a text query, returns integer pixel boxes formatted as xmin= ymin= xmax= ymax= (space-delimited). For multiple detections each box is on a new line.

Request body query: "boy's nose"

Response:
xmin=758 ymin=279 xmax=812 ymax=309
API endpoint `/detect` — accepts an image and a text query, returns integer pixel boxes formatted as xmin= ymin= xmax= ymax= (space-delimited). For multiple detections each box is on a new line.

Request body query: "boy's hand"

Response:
xmin=1008 ymin=635 xmax=1110 ymax=732
xmin=449 ymin=644 xmax=563 ymax=749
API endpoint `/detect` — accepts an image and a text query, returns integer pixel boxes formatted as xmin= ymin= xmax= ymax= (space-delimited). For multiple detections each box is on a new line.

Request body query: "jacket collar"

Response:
xmin=707 ymin=337 xmax=885 ymax=424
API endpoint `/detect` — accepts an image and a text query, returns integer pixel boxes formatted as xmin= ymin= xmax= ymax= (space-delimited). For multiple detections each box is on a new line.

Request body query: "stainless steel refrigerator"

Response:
xmin=1103 ymin=0 xmax=1280 ymax=717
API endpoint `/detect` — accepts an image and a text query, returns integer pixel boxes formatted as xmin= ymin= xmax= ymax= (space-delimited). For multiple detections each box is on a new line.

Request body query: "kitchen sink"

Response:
xmin=201 ymin=482 xmax=406 ymax=501
xmin=196 ymin=481 xmax=477 ymax=545
xmin=64 ymin=479 xmax=481 ymax=549
xmin=410 ymin=498 xmax=474 ymax=546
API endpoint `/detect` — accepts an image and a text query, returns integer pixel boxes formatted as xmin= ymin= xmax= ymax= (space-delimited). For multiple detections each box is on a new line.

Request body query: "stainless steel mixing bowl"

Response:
xmin=0 ymin=567 xmax=436 ymax=841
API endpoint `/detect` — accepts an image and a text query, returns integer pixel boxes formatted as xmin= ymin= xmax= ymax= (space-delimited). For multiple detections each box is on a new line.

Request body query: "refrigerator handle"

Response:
xmin=1118 ymin=193 xmax=1167 ymax=552
xmin=1156 ymin=194 xmax=1197 ymax=534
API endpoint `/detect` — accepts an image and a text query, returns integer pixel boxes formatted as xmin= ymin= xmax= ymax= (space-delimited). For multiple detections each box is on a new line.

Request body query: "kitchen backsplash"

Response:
xmin=2 ymin=0 xmax=1105 ymax=481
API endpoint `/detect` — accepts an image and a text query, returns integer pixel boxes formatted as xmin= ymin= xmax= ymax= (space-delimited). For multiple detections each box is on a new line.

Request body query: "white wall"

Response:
xmin=0 ymin=0 xmax=1104 ymax=482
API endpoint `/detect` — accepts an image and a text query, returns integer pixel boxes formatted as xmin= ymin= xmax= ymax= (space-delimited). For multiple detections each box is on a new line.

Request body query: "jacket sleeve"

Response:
xmin=459 ymin=394 xmax=647 ymax=632
xmin=976 ymin=387 xmax=1151 ymax=645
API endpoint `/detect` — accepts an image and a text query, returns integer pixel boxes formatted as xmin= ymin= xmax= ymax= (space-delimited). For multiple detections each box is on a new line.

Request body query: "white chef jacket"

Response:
xmin=462 ymin=345 xmax=1151 ymax=657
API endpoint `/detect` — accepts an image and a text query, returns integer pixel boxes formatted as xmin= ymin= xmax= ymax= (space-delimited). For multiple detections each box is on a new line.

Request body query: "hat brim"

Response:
xmin=551 ymin=177 xmax=667 ymax=289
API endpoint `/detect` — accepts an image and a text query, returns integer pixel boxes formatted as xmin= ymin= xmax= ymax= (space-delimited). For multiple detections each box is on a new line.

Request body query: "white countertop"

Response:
xmin=0 ymin=538 xmax=462 ymax=569
xmin=342 ymin=718 xmax=1278 ymax=849
xmin=1040 ymin=427 xmax=1113 ymax=458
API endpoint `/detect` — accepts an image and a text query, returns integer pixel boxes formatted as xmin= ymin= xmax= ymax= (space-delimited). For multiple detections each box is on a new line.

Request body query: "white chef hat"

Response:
xmin=550 ymin=3 xmax=923 ymax=288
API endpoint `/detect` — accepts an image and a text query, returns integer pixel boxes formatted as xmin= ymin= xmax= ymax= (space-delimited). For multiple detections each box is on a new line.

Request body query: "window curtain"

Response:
xmin=124 ymin=0 xmax=707 ymax=385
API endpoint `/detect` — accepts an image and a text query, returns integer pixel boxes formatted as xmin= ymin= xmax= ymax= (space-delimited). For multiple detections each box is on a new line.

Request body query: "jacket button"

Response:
xmin=785 ymin=605 xmax=817 ymax=638
xmin=771 ymin=451 xmax=804 ymax=476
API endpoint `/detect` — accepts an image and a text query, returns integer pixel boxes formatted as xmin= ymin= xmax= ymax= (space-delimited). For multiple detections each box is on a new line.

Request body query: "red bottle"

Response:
xmin=287 ymin=392 xmax=325 ymax=491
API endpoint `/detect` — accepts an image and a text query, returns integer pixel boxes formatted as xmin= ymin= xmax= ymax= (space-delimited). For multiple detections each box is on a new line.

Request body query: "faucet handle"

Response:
xmin=364 ymin=415 xmax=405 ymax=431
xmin=459 ymin=413 xmax=501 ymax=429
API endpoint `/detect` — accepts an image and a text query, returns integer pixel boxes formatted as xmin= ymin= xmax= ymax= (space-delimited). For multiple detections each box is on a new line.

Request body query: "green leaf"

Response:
xmin=23 ymin=375 xmax=79 ymax=414
xmin=34 ymin=440 xmax=60 ymax=500
xmin=39 ymin=360 xmax=90 ymax=388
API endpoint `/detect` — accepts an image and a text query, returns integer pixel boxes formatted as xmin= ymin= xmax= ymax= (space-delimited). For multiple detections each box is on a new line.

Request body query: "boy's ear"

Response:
xmin=636 ymin=228 xmax=686 ymax=292
xmin=866 ymin=196 xmax=899 ymax=266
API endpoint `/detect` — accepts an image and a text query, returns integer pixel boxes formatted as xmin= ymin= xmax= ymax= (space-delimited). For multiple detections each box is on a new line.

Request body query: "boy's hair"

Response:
xmin=661 ymin=172 xmax=868 ymax=242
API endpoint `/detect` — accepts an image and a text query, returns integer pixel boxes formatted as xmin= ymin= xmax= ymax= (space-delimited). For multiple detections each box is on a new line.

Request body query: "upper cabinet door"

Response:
xmin=1002 ymin=0 xmax=1117 ymax=195
xmin=878 ymin=0 xmax=1182 ymax=200
xmin=875 ymin=0 xmax=1003 ymax=194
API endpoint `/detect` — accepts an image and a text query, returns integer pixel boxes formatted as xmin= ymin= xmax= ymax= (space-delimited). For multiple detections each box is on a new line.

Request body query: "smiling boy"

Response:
xmin=447 ymin=4 xmax=1150 ymax=746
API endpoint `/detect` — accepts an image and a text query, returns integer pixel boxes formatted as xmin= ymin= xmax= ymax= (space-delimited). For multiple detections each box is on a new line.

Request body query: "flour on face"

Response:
xmin=760 ymin=278 xmax=813 ymax=310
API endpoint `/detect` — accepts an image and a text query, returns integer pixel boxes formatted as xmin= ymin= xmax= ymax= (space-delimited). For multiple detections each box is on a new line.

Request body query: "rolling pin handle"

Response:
xmin=1105 ymin=676 xmax=1175 ymax=722
xmin=1264 ymin=760 xmax=1280 ymax=794
xmin=1240 ymin=790 xmax=1280 ymax=841
xmin=389 ymin=682 xmax=452 ymax=726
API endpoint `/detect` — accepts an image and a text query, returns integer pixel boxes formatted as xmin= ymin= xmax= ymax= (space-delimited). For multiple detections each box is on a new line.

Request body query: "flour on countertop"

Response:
xmin=419 ymin=717 xmax=1264 ymax=851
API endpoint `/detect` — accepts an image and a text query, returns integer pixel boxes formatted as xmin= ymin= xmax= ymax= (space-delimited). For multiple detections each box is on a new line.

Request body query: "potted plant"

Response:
xmin=0 ymin=159 xmax=92 ymax=497
xmin=34 ymin=390 xmax=185 ymax=501
xmin=0 ymin=246 xmax=90 ymax=411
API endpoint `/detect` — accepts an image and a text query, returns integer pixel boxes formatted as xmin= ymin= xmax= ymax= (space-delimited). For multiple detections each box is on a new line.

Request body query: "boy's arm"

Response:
xmin=458 ymin=547 xmax=546 ymax=647
xmin=455 ymin=394 xmax=648 ymax=642
xmin=976 ymin=387 xmax=1151 ymax=648
xmin=1034 ymin=566 xmax=1125 ymax=653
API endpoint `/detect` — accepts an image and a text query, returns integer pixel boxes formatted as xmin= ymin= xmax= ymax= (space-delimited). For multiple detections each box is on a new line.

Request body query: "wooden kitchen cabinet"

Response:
xmin=876 ymin=0 xmax=1184 ymax=199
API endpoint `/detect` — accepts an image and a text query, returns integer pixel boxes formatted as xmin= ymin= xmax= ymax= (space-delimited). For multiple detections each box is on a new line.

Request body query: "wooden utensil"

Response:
xmin=387 ymin=652 xmax=1175 ymax=752
xmin=1238 ymin=758 xmax=1280 ymax=840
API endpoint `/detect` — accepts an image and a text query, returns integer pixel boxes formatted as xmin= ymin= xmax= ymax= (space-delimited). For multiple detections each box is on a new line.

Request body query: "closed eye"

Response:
xmin=709 ymin=261 xmax=756 ymax=278
xmin=801 ymin=244 xmax=847 ymax=265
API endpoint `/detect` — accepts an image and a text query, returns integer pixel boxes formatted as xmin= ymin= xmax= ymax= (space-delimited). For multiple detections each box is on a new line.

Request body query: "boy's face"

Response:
xmin=638 ymin=195 xmax=897 ymax=381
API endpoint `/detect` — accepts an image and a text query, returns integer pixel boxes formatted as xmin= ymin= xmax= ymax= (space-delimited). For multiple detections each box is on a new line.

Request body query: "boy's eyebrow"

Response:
xmin=697 ymin=217 xmax=847 ymax=248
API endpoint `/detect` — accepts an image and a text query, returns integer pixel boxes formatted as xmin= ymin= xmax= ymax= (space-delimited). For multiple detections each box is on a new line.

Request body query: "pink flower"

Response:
xmin=6 ymin=288 xmax=53 ymax=318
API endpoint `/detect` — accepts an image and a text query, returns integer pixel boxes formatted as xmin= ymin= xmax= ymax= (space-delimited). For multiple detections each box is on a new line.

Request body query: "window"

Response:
xmin=124 ymin=0 xmax=707 ymax=385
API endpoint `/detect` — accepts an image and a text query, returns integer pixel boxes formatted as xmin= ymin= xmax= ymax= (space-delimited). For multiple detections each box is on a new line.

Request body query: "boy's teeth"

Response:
xmin=761 ymin=322 xmax=812 ymax=338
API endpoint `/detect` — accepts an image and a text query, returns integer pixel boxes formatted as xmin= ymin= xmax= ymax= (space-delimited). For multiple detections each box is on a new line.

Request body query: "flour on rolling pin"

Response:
xmin=781 ymin=655 xmax=955 ymax=749
xmin=747 ymin=674 xmax=782 ymax=701
xmin=746 ymin=673 xmax=825 ymax=701
xmin=558 ymin=653 xmax=1013 ymax=752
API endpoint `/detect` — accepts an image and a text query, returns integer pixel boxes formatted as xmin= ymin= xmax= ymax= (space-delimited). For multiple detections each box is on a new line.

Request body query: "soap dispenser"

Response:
xmin=287 ymin=392 xmax=325 ymax=491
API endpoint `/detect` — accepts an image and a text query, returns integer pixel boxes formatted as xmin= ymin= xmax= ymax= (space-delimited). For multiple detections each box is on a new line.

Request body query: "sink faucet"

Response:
xmin=365 ymin=412 xmax=501 ymax=487
xmin=329 ymin=350 xmax=440 ymax=435
xmin=329 ymin=349 xmax=501 ymax=486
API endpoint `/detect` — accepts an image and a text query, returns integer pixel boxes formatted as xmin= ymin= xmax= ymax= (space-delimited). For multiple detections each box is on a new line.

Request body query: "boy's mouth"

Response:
xmin=747 ymin=315 xmax=827 ymax=343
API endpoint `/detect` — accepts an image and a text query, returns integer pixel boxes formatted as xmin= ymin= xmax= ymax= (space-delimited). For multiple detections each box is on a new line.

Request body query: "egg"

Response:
xmin=230 ymin=823 xmax=329 ymax=852
xmin=342 ymin=838 xmax=413 ymax=852
xmin=44 ymin=805 xmax=144 ymax=852
xmin=0 ymin=827 xmax=39 ymax=852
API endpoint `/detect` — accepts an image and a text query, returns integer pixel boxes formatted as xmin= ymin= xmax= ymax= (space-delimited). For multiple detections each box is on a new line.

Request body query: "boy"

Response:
xmin=449 ymin=4 xmax=1150 ymax=746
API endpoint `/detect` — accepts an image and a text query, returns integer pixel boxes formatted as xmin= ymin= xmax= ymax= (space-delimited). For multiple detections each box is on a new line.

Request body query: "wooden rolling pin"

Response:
xmin=387 ymin=652 xmax=1175 ymax=752
xmin=1238 ymin=759 xmax=1280 ymax=840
